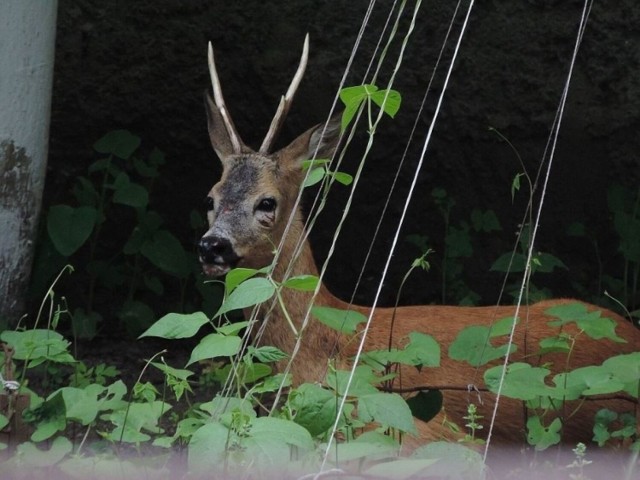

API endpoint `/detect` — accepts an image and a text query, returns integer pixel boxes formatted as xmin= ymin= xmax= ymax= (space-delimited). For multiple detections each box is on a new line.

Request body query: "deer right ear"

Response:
xmin=205 ymin=91 xmax=236 ymax=160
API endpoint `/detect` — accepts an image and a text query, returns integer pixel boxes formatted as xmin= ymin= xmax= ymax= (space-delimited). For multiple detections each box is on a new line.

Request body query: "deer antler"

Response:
xmin=208 ymin=42 xmax=243 ymax=154
xmin=259 ymin=34 xmax=310 ymax=154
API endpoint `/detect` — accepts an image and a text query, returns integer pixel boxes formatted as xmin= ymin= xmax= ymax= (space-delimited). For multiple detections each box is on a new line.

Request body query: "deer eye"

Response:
xmin=205 ymin=196 xmax=215 ymax=212
xmin=256 ymin=198 xmax=277 ymax=213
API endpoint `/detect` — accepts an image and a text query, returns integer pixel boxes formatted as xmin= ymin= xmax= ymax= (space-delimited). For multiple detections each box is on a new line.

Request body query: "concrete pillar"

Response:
xmin=0 ymin=1 xmax=58 ymax=326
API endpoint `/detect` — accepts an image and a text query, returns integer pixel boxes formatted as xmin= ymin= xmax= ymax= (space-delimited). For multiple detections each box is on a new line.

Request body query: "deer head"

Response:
xmin=198 ymin=36 xmax=340 ymax=277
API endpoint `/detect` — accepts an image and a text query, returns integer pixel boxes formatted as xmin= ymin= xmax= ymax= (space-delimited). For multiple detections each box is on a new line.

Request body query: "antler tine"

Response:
xmin=208 ymin=41 xmax=243 ymax=153
xmin=259 ymin=34 xmax=310 ymax=154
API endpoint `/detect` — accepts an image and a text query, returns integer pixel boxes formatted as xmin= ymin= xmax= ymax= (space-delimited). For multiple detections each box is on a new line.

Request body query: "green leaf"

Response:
xmin=93 ymin=130 xmax=141 ymax=159
xmin=1 ymin=329 xmax=71 ymax=364
xmin=303 ymin=166 xmax=327 ymax=188
xmin=332 ymin=171 xmax=353 ymax=186
xmin=187 ymin=333 xmax=242 ymax=365
xmin=526 ymin=416 xmax=562 ymax=450
xmin=593 ymin=408 xmax=617 ymax=446
xmin=532 ymin=252 xmax=567 ymax=273
xmin=188 ymin=422 xmax=231 ymax=474
xmin=224 ymin=267 xmax=261 ymax=293
xmin=247 ymin=345 xmax=288 ymax=363
xmin=326 ymin=366 xmax=380 ymax=397
xmin=216 ymin=320 xmax=250 ymax=336
xmin=249 ymin=416 xmax=314 ymax=451
xmin=282 ymin=274 xmax=319 ymax=291
xmin=545 ymin=303 xmax=626 ymax=343
xmin=410 ymin=441 xmax=485 ymax=478
xmin=113 ymin=180 xmax=149 ymax=208
xmin=139 ymin=312 xmax=209 ymax=339
xmin=47 ymin=205 xmax=97 ymax=256
xmin=324 ymin=433 xmax=399 ymax=461
xmin=358 ymin=392 xmax=417 ymax=435
xmin=370 ymin=88 xmax=402 ymax=118
xmin=104 ymin=400 xmax=171 ymax=443
xmin=406 ymin=390 xmax=443 ymax=423
xmin=470 ymin=209 xmax=501 ymax=232
xmin=484 ymin=363 xmax=554 ymax=400
xmin=27 ymin=390 xmax=67 ymax=442
xmin=448 ymin=317 xmax=518 ymax=366
xmin=601 ymin=352 xmax=640 ymax=397
xmin=289 ymin=383 xmax=338 ymax=436
xmin=216 ymin=277 xmax=276 ymax=317
xmin=364 ymin=458 xmax=438 ymax=479
xmin=140 ymin=230 xmax=190 ymax=278
xmin=553 ymin=365 xmax=625 ymax=398
xmin=490 ymin=252 xmax=526 ymax=273
xmin=150 ymin=362 xmax=194 ymax=381
xmin=311 ymin=306 xmax=367 ymax=334
xmin=17 ymin=437 xmax=72 ymax=468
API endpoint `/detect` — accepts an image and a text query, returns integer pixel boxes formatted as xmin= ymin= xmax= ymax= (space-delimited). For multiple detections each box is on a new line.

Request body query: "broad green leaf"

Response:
xmin=47 ymin=205 xmax=97 ymax=256
xmin=199 ymin=395 xmax=256 ymax=423
xmin=252 ymin=373 xmax=292 ymax=394
xmin=216 ymin=320 xmax=250 ymax=336
xmin=0 ymin=414 xmax=8 ymax=431
xmin=289 ymin=383 xmax=338 ymax=436
xmin=490 ymin=252 xmax=526 ymax=273
xmin=139 ymin=311 xmax=209 ymax=339
xmin=213 ymin=362 xmax=272 ymax=384
xmin=325 ymin=436 xmax=399 ymax=462
xmin=332 ymin=171 xmax=353 ymax=186
xmin=60 ymin=385 xmax=107 ymax=425
xmin=216 ymin=277 xmax=275 ymax=317
xmin=282 ymin=274 xmax=320 ymax=291
xmin=326 ymin=366 xmax=380 ymax=397
xmin=93 ymin=130 xmax=141 ymax=159
xmin=27 ymin=390 xmax=67 ymax=442
xmin=224 ymin=267 xmax=260 ymax=293
xmin=531 ymin=252 xmax=567 ymax=273
xmin=370 ymin=88 xmax=402 ymax=118
xmin=364 ymin=458 xmax=438 ymax=479
xmin=187 ymin=333 xmax=242 ymax=365
xmin=247 ymin=345 xmax=288 ymax=363
xmin=601 ymin=352 xmax=640 ymax=397
xmin=448 ymin=317 xmax=518 ymax=367
xmin=471 ymin=209 xmax=501 ymax=232
xmin=311 ymin=306 xmax=367 ymax=334
xmin=303 ymin=166 xmax=326 ymax=187
xmin=554 ymin=365 xmax=625 ymax=398
xmin=17 ymin=437 xmax=72 ymax=468
xmin=249 ymin=416 xmax=314 ymax=451
xmin=403 ymin=332 xmax=440 ymax=367
xmin=484 ymin=363 xmax=553 ymax=400
xmin=140 ymin=230 xmax=190 ymax=278
xmin=150 ymin=362 xmax=194 ymax=381
xmin=538 ymin=335 xmax=571 ymax=355
xmin=1 ymin=329 xmax=71 ymax=364
xmin=188 ymin=422 xmax=231 ymax=474
xmin=545 ymin=303 xmax=626 ymax=343
xmin=593 ymin=408 xmax=618 ymax=446
xmin=113 ymin=181 xmax=148 ymax=208
xmin=358 ymin=392 xmax=417 ymax=435
xmin=526 ymin=416 xmax=562 ymax=450
xmin=406 ymin=390 xmax=443 ymax=424
xmin=410 ymin=441 xmax=485 ymax=478
xmin=105 ymin=401 xmax=172 ymax=443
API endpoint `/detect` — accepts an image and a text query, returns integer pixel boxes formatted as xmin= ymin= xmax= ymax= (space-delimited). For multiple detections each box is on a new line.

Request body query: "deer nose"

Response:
xmin=198 ymin=236 xmax=236 ymax=265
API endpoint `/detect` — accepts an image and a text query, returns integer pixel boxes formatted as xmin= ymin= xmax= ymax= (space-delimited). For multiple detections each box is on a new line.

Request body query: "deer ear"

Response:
xmin=204 ymin=91 xmax=236 ymax=160
xmin=276 ymin=113 xmax=342 ymax=168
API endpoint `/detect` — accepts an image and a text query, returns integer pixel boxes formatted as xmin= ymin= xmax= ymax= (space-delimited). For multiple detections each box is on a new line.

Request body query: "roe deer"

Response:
xmin=198 ymin=37 xmax=639 ymax=446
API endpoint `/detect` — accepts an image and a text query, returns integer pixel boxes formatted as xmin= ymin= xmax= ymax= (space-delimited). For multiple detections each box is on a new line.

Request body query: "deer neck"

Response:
xmin=257 ymin=212 xmax=346 ymax=384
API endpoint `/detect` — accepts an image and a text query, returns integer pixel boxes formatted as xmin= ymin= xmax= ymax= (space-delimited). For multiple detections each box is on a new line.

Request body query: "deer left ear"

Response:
xmin=275 ymin=113 xmax=342 ymax=168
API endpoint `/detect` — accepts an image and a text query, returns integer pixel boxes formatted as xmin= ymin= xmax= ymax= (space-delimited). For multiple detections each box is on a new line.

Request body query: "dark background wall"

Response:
xmin=45 ymin=0 xmax=639 ymax=318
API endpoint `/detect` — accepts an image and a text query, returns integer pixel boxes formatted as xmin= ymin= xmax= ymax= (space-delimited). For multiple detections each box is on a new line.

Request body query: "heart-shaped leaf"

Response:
xmin=47 ymin=205 xmax=97 ymax=256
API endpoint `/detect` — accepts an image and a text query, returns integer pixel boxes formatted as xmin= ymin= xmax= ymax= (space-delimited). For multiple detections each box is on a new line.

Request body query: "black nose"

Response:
xmin=198 ymin=236 xmax=237 ymax=265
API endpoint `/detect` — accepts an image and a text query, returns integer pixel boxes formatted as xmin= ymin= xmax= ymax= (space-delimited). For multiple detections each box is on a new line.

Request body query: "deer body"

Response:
xmin=198 ymin=38 xmax=639 ymax=445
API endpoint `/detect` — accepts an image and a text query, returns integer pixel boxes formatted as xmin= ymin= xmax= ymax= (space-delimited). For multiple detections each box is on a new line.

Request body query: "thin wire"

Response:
xmin=321 ymin=0 xmax=475 ymax=468
xmin=482 ymin=0 xmax=594 ymax=461
xmin=346 ymin=0 xmax=463 ymax=310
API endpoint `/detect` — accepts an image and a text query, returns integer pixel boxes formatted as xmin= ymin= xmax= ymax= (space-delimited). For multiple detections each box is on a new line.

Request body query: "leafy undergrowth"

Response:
xmin=1 ymin=265 xmax=639 ymax=479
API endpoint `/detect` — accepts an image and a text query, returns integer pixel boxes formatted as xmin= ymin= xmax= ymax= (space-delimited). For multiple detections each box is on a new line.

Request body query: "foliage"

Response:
xmin=30 ymin=130 xmax=222 ymax=338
